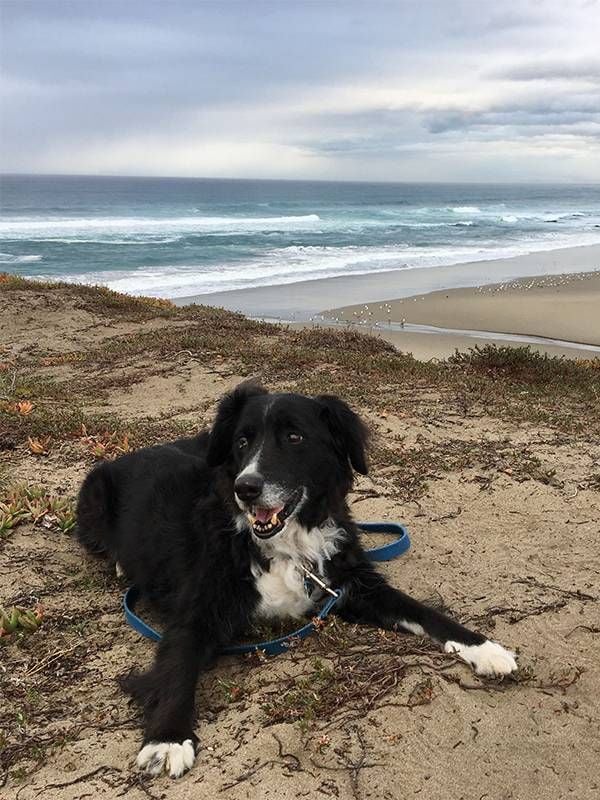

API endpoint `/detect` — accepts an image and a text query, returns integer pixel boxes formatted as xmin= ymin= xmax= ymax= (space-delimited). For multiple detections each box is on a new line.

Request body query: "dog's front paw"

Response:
xmin=444 ymin=639 xmax=517 ymax=677
xmin=136 ymin=739 xmax=196 ymax=778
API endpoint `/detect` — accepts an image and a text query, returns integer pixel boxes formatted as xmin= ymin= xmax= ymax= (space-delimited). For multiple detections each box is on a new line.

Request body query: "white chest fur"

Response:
xmin=251 ymin=519 xmax=344 ymax=621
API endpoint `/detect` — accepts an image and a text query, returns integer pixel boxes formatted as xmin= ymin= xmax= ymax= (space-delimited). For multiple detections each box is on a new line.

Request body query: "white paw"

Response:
xmin=444 ymin=639 xmax=518 ymax=677
xmin=136 ymin=739 xmax=195 ymax=778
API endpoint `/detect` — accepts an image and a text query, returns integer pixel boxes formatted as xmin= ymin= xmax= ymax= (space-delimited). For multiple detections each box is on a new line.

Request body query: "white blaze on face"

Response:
xmin=234 ymin=446 xmax=263 ymax=510
xmin=236 ymin=446 xmax=263 ymax=481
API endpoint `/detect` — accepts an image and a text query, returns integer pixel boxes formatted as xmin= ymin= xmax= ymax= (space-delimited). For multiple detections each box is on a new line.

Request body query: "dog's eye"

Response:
xmin=237 ymin=436 xmax=249 ymax=449
xmin=287 ymin=432 xmax=303 ymax=444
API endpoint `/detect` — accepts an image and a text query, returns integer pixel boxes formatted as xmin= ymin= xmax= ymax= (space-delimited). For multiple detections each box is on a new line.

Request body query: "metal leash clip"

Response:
xmin=300 ymin=565 xmax=340 ymax=599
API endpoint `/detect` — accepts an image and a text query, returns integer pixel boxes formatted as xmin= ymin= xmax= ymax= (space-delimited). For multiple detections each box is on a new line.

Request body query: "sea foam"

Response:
xmin=0 ymin=252 xmax=43 ymax=263
xmin=0 ymin=214 xmax=321 ymax=239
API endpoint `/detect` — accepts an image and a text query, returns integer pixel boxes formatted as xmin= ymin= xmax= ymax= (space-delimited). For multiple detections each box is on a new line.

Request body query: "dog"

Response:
xmin=76 ymin=381 xmax=517 ymax=778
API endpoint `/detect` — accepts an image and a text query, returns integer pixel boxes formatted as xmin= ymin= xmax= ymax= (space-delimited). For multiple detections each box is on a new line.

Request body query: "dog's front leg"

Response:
xmin=122 ymin=623 xmax=217 ymax=778
xmin=337 ymin=566 xmax=517 ymax=678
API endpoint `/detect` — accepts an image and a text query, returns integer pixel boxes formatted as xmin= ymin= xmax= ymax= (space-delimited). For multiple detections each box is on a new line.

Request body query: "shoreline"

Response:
xmin=174 ymin=242 xmax=600 ymax=321
xmin=320 ymin=315 xmax=600 ymax=353
xmin=175 ymin=242 xmax=600 ymax=360
xmin=323 ymin=270 xmax=600 ymax=359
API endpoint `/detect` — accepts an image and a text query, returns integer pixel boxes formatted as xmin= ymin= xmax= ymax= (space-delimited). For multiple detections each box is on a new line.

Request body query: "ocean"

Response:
xmin=1 ymin=175 xmax=600 ymax=299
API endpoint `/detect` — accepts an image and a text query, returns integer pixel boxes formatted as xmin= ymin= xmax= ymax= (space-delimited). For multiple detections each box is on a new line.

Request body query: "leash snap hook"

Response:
xmin=300 ymin=565 xmax=339 ymax=599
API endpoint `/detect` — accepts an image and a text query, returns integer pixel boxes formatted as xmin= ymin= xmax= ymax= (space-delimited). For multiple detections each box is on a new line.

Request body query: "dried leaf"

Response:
xmin=27 ymin=435 xmax=51 ymax=455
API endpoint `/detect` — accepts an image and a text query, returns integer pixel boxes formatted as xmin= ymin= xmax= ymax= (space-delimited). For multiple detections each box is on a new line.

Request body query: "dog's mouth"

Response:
xmin=246 ymin=489 xmax=303 ymax=539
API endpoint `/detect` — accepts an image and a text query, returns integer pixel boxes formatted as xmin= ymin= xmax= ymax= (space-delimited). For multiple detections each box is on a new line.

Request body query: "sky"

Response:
xmin=1 ymin=0 xmax=600 ymax=183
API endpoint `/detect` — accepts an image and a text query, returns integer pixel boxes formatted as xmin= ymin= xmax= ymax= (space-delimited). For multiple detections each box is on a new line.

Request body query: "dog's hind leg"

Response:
xmin=336 ymin=564 xmax=517 ymax=678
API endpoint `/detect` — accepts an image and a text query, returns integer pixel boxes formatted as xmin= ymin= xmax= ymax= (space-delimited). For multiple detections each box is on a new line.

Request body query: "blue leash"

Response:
xmin=123 ymin=521 xmax=410 ymax=656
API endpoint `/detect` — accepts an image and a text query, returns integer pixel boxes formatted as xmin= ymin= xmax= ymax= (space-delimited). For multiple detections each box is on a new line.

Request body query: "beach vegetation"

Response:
xmin=0 ymin=484 xmax=76 ymax=538
xmin=448 ymin=344 xmax=599 ymax=395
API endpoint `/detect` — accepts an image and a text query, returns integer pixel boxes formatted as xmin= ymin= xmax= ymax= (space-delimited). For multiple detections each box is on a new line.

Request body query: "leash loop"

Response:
xmin=123 ymin=521 xmax=410 ymax=656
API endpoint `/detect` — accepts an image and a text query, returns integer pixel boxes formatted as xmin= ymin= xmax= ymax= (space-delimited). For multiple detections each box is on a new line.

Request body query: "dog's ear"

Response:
xmin=316 ymin=395 xmax=369 ymax=475
xmin=206 ymin=381 xmax=268 ymax=467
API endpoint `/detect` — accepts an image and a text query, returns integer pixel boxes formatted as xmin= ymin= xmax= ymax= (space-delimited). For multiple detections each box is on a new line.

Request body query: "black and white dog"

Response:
xmin=76 ymin=381 xmax=517 ymax=778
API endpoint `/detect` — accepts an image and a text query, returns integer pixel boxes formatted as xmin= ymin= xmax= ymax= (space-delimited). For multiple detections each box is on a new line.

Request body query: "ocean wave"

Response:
xmin=0 ymin=252 xmax=42 ymax=264
xmin=393 ymin=221 xmax=469 ymax=229
xmin=0 ymin=214 xmax=321 ymax=239
xmin=450 ymin=206 xmax=481 ymax=213
xmin=48 ymin=231 xmax=600 ymax=299
xmin=543 ymin=212 xmax=589 ymax=223
xmin=498 ymin=210 xmax=591 ymax=224
xmin=34 ymin=237 xmax=183 ymax=245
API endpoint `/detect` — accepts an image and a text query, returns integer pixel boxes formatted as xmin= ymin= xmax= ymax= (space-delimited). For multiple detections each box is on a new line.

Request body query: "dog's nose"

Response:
xmin=234 ymin=473 xmax=264 ymax=502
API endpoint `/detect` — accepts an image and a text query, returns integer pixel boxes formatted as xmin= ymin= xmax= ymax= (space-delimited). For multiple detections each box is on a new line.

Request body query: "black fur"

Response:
xmin=76 ymin=382 xmax=495 ymax=775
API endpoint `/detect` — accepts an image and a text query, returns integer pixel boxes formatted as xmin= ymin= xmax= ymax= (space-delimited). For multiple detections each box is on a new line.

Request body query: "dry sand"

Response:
xmin=326 ymin=271 xmax=600 ymax=360
xmin=2 ymin=281 xmax=600 ymax=800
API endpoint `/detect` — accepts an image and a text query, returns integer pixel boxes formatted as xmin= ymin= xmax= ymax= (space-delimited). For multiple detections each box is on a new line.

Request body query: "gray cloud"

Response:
xmin=494 ymin=58 xmax=600 ymax=82
xmin=425 ymin=99 xmax=600 ymax=134
xmin=1 ymin=0 xmax=600 ymax=181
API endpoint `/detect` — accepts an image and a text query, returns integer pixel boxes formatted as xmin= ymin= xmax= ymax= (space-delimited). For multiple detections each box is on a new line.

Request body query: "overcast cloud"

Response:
xmin=1 ymin=0 xmax=599 ymax=182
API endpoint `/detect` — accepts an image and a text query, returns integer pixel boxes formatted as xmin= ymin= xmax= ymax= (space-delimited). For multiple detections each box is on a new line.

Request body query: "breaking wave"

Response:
xmin=0 ymin=252 xmax=42 ymax=264
xmin=0 ymin=214 xmax=321 ymax=240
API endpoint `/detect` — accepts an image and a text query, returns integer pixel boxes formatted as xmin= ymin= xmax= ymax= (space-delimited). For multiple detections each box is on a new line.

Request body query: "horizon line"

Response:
xmin=2 ymin=172 xmax=600 ymax=188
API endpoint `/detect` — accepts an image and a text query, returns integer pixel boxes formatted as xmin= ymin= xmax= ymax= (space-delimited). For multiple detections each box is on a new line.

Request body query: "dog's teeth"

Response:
xmin=271 ymin=514 xmax=278 ymax=525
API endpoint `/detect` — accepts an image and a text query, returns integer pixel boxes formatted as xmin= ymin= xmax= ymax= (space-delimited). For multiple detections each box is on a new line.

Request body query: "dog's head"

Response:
xmin=207 ymin=381 xmax=369 ymax=539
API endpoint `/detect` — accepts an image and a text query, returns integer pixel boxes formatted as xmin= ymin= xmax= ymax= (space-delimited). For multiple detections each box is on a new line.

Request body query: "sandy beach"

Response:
xmin=176 ymin=243 xmax=600 ymax=321
xmin=326 ymin=270 xmax=600 ymax=360
xmin=178 ymin=243 xmax=600 ymax=360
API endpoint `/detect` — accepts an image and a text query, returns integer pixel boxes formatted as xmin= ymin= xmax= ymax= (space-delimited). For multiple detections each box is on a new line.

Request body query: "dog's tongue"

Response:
xmin=254 ymin=506 xmax=283 ymax=524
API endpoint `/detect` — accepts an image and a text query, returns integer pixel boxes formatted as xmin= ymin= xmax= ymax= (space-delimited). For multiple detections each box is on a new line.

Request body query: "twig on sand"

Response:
xmin=310 ymin=728 xmax=386 ymax=800
xmin=36 ymin=766 xmax=123 ymax=794
xmin=565 ymin=624 xmax=600 ymax=638
xmin=25 ymin=643 xmax=84 ymax=678
xmin=430 ymin=506 xmax=462 ymax=522
xmin=272 ymin=732 xmax=302 ymax=771
xmin=115 ymin=774 xmax=162 ymax=800
xmin=351 ymin=492 xmax=382 ymax=504
xmin=219 ymin=759 xmax=291 ymax=791
xmin=219 ymin=734 xmax=304 ymax=792
xmin=511 ymin=577 xmax=597 ymax=602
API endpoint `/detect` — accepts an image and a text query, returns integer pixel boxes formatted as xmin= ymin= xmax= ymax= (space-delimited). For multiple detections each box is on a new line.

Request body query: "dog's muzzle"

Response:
xmin=242 ymin=488 xmax=303 ymax=539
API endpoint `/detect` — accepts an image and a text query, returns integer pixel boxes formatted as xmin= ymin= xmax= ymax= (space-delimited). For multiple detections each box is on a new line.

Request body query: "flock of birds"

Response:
xmin=475 ymin=270 xmax=593 ymax=295
xmin=311 ymin=302 xmax=405 ymax=330
xmin=266 ymin=271 xmax=594 ymax=332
